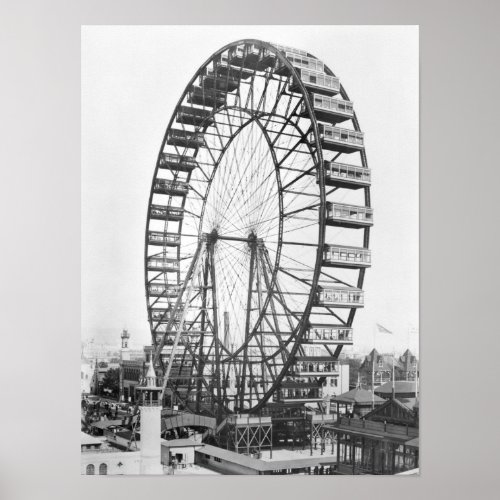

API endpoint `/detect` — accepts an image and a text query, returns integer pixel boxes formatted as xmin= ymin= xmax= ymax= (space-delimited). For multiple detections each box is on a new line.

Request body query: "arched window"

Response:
xmin=99 ymin=463 xmax=108 ymax=475
xmin=86 ymin=464 xmax=95 ymax=475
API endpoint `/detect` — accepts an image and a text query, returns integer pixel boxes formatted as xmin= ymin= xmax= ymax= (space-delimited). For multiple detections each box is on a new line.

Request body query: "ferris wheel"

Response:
xmin=145 ymin=39 xmax=372 ymax=419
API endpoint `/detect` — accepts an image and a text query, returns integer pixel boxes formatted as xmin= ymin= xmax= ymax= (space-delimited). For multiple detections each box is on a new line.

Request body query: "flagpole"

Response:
xmin=415 ymin=359 xmax=419 ymax=399
xmin=372 ymin=323 xmax=376 ymax=353
xmin=392 ymin=338 xmax=396 ymax=400
xmin=372 ymin=323 xmax=376 ymax=409
xmin=372 ymin=348 xmax=375 ymax=409
xmin=392 ymin=352 xmax=395 ymax=399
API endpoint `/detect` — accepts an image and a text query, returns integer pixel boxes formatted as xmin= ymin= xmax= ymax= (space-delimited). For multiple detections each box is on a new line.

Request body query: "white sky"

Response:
xmin=82 ymin=25 xmax=419 ymax=356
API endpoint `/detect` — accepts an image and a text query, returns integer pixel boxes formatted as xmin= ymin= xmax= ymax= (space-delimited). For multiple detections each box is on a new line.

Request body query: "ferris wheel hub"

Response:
xmin=207 ymin=228 xmax=219 ymax=243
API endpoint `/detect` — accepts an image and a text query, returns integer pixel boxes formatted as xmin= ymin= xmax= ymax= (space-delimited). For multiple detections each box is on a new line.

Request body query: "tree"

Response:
xmin=102 ymin=368 xmax=120 ymax=398
xmin=344 ymin=357 xmax=362 ymax=389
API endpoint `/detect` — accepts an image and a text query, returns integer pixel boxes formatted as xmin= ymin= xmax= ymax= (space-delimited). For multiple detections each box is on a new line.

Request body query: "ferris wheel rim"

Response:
xmin=145 ymin=39 xmax=371 ymax=415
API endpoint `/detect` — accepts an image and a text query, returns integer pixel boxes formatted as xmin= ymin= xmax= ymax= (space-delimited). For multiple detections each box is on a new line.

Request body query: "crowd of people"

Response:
xmin=81 ymin=397 xmax=120 ymax=424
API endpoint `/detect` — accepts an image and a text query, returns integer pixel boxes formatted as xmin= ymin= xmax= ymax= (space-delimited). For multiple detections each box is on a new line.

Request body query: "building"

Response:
xmin=358 ymin=349 xmax=419 ymax=388
xmin=398 ymin=349 xmax=419 ymax=381
xmin=321 ymin=363 xmax=350 ymax=399
xmin=195 ymin=444 xmax=338 ymax=475
xmin=136 ymin=357 xmax=163 ymax=474
xmin=374 ymin=380 xmax=418 ymax=402
xmin=358 ymin=349 xmax=399 ymax=388
xmin=80 ymin=431 xmax=141 ymax=475
xmin=82 ymin=339 xmax=120 ymax=361
xmin=331 ymin=386 xmax=385 ymax=418
xmin=118 ymin=330 xmax=147 ymax=402
xmin=328 ymin=397 xmax=419 ymax=475
xmin=120 ymin=360 xmax=145 ymax=402
xmin=161 ymin=435 xmax=204 ymax=469
xmin=120 ymin=329 xmax=130 ymax=360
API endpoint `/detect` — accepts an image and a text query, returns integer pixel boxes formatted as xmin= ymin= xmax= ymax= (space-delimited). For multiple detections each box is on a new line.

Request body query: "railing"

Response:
xmin=323 ymin=161 xmax=371 ymax=184
xmin=282 ymin=52 xmax=324 ymax=72
xmin=300 ymin=69 xmax=340 ymax=92
xmin=318 ymin=124 xmax=364 ymax=146
xmin=147 ymin=258 xmax=180 ymax=270
xmin=159 ymin=153 xmax=198 ymax=170
xmin=148 ymin=284 xmax=181 ymax=296
xmin=217 ymin=52 xmax=255 ymax=77
xmin=304 ymin=327 xmax=353 ymax=342
xmin=150 ymin=205 xmax=184 ymax=219
xmin=272 ymin=43 xmax=308 ymax=56
xmin=308 ymin=94 xmax=353 ymax=115
xmin=323 ymin=245 xmax=371 ymax=265
xmin=202 ymin=68 xmax=239 ymax=89
xmin=188 ymin=85 xmax=228 ymax=105
xmin=153 ymin=179 xmax=189 ymax=194
xmin=308 ymin=413 xmax=335 ymax=423
xmin=338 ymin=417 xmax=419 ymax=438
xmin=326 ymin=203 xmax=373 ymax=224
xmin=294 ymin=362 xmax=339 ymax=373
xmin=177 ymin=104 xmax=212 ymax=118
xmin=227 ymin=414 xmax=272 ymax=425
xmin=278 ymin=389 xmax=323 ymax=400
xmin=316 ymin=287 xmax=364 ymax=306
xmin=147 ymin=231 xmax=180 ymax=245
xmin=167 ymin=130 xmax=205 ymax=146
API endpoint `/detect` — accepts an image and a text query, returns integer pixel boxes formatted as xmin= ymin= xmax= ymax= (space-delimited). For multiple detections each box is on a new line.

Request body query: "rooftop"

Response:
xmin=198 ymin=444 xmax=337 ymax=472
xmin=81 ymin=431 xmax=102 ymax=447
xmin=405 ymin=437 xmax=419 ymax=448
xmin=374 ymin=380 xmax=417 ymax=395
xmin=333 ymin=387 xmax=385 ymax=405
xmin=161 ymin=436 xmax=203 ymax=448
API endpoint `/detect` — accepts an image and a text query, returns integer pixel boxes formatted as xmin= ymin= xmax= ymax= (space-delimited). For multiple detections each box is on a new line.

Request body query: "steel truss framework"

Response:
xmin=310 ymin=420 xmax=335 ymax=456
xmin=225 ymin=418 xmax=273 ymax=456
xmin=145 ymin=39 xmax=372 ymax=422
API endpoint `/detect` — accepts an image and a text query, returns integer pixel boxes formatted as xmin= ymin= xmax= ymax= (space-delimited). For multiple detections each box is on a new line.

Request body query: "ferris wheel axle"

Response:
xmin=202 ymin=231 xmax=263 ymax=245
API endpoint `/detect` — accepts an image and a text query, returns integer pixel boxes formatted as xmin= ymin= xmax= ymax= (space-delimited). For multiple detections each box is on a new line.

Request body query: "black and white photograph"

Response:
xmin=81 ymin=25 xmax=419 ymax=476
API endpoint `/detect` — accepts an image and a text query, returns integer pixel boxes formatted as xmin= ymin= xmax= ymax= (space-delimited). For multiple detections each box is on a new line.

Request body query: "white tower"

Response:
xmin=120 ymin=329 xmax=130 ymax=361
xmin=119 ymin=329 xmax=131 ymax=402
xmin=136 ymin=358 xmax=163 ymax=475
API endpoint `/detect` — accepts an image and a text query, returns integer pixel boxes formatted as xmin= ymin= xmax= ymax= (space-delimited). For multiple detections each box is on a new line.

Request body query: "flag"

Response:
xmin=376 ymin=323 xmax=393 ymax=335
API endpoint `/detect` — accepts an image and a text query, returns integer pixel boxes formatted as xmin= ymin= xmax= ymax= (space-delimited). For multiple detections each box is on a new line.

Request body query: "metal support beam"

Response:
xmin=208 ymin=241 xmax=223 ymax=422
xmin=240 ymin=237 xmax=257 ymax=410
